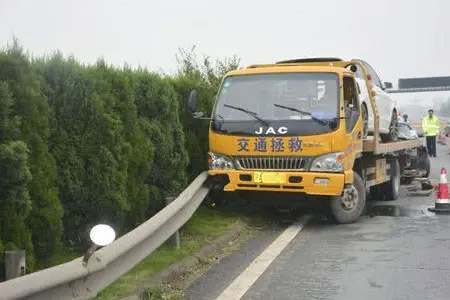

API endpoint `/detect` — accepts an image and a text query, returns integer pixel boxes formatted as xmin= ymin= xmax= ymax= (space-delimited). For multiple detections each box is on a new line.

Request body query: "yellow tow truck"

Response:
xmin=188 ymin=58 xmax=429 ymax=223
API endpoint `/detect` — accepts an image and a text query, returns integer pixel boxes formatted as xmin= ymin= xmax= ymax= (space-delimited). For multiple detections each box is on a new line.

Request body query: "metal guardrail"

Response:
xmin=387 ymin=86 xmax=450 ymax=93
xmin=0 ymin=172 xmax=211 ymax=300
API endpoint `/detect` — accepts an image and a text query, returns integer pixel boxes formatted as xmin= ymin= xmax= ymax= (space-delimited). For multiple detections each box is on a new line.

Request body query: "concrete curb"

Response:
xmin=119 ymin=222 xmax=247 ymax=300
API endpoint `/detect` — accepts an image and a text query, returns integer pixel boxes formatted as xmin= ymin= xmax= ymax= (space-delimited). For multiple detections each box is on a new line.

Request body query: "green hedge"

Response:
xmin=0 ymin=43 xmax=238 ymax=277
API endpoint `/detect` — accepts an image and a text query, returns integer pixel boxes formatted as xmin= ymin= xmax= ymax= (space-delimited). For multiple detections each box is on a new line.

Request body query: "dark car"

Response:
xmin=397 ymin=121 xmax=419 ymax=140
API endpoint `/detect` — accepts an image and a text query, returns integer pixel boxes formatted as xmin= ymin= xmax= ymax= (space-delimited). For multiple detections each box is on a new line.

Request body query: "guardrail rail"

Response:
xmin=0 ymin=172 xmax=211 ymax=300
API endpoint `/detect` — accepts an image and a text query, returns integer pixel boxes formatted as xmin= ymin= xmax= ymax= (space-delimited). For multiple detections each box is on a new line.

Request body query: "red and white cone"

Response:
xmin=429 ymin=168 xmax=450 ymax=213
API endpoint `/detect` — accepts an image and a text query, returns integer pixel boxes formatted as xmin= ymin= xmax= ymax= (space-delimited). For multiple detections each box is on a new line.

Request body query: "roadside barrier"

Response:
xmin=0 ymin=172 xmax=211 ymax=300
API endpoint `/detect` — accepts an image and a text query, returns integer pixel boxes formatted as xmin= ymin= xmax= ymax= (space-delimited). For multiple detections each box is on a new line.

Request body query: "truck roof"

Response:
xmin=246 ymin=58 xmax=360 ymax=70
xmin=226 ymin=65 xmax=353 ymax=77
xmin=276 ymin=57 xmax=343 ymax=64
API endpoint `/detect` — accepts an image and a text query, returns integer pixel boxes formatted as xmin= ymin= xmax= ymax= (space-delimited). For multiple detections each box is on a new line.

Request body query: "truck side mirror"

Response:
xmin=188 ymin=90 xmax=198 ymax=113
xmin=187 ymin=90 xmax=210 ymax=120
xmin=384 ymin=82 xmax=393 ymax=89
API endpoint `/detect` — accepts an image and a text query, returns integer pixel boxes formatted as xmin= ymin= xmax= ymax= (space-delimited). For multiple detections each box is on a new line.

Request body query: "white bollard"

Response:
xmin=5 ymin=250 xmax=26 ymax=280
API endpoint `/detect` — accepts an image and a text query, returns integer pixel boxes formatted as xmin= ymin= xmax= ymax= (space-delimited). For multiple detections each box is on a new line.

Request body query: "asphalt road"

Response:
xmin=185 ymin=143 xmax=450 ymax=300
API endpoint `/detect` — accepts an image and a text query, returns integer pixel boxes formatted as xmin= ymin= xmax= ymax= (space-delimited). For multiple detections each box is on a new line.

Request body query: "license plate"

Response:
xmin=253 ymin=172 xmax=286 ymax=184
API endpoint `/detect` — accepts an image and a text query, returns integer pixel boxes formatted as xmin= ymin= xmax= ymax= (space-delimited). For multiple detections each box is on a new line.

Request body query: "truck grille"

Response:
xmin=233 ymin=156 xmax=310 ymax=171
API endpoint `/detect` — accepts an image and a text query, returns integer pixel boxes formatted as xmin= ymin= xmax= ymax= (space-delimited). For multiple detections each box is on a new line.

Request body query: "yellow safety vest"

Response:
xmin=422 ymin=116 xmax=440 ymax=136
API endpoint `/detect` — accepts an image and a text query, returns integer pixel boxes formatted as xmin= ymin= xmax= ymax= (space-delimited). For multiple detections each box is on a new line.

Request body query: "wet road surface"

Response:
xmin=185 ymin=144 xmax=450 ymax=300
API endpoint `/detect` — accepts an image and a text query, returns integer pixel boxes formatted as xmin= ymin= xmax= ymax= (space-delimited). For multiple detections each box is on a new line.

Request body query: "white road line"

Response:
xmin=215 ymin=215 xmax=311 ymax=300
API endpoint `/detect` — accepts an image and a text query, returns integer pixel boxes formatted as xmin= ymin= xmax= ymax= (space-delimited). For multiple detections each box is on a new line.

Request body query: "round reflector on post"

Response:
xmin=89 ymin=224 xmax=116 ymax=246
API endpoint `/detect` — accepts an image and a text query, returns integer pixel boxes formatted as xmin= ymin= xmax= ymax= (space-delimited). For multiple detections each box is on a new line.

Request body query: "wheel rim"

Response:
xmin=389 ymin=113 xmax=398 ymax=140
xmin=393 ymin=164 xmax=400 ymax=193
xmin=340 ymin=185 xmax=359 ymax=211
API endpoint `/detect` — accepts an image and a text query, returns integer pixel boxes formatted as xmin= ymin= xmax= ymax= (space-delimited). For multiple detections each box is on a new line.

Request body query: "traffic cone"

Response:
xmin=429 ymin=168 xmax=450 ymax=213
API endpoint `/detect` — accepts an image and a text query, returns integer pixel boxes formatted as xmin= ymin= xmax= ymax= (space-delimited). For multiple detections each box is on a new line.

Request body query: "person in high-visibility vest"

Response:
xmin=422 ymin=109 xmax=439 ymax=157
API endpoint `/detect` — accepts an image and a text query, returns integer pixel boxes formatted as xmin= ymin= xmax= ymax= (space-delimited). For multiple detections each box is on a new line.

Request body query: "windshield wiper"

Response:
xmin=273 ymin=104 xmax=329 ymax=126
xmin=223 ymin=104 xmax=270 ymax=126
xmin=212 ymin=114 xmax=229 ymax=133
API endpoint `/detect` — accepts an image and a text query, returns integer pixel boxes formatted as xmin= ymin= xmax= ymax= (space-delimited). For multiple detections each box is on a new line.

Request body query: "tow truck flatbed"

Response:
xmin=363 ymin=137 xmax=423 ymax=154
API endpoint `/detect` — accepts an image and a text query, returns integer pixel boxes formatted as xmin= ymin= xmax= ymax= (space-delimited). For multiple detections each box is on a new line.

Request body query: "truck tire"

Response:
xmin=417 ymin=151 xmax=431 ymax=178
xmin=329 ymin=172 xmax=366 ymax=224
xmin=383 ymin=159 xmax=400 ymax=200
xmin=380 ymin=111 xmax=398 ymax=142
xmin=424 ymin=158 xmax=430 ymax=178
xmin=410 ymin=146 xmax=430 ymax=178
xmin=205 ymin=186 xmax=229 ymax=207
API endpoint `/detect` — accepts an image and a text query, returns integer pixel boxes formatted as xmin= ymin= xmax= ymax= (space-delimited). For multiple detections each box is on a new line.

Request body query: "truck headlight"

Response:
xmin=310 ymin=152 xmax=344 ymax=172
xmin=208 ymin=152 xmax=234 ymax=170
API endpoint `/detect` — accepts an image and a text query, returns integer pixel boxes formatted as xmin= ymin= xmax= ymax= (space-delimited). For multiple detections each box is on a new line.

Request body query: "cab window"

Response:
xmin=343 ymin=76 xmax=360 ymax=133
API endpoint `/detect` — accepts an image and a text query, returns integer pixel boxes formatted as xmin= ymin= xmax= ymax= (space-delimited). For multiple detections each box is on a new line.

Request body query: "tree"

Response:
xmin=0 ymin=43 xmax=63 ymax=261
xmin=37 ymin=56 xmax=188 ymax=246
xmin=0 ymin=141 xmax=33 ymax=238
xmin=132 ymin=70 xmax=188 ymax=214
xmin=0 ymin=41 xmax=240 ymax=269
xmin=0 ymin=83 xmax=34 ymax=275
xmin=36 ymin=56 xmax=129 ymax=245
xmin=172 ymin=47 xmax=240 ymax=180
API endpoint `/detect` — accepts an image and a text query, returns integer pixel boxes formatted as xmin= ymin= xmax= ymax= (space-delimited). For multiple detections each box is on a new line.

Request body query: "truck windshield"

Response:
xmin=212 ymin=73 xmax=340 ymax=136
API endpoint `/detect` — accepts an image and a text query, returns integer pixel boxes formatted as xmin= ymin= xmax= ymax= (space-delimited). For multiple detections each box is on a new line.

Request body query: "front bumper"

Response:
xmin=208 ymin=170 xmax=345 ymax=196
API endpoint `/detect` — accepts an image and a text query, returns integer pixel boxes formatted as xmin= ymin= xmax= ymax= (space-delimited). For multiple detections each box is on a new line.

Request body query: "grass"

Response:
xmin=94 ymin=206 xmax=240 ymax=300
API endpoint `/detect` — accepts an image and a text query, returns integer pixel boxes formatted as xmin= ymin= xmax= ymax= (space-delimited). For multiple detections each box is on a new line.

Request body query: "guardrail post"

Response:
xmin=165 ymin=196 xmax=180 ymax=249
xmin=5 ymin=250 xmax=26 ymax=280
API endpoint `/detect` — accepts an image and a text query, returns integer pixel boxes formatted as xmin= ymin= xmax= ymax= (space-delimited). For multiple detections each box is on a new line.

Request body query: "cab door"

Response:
xmin=343 ymin=76 xmax=363 ymax=177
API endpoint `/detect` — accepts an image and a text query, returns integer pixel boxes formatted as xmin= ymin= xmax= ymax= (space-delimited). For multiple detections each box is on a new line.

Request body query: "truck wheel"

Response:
xmin=205 ymin=188 xmax=228 ymax=207
xmin=424 ymin=155 xmax=430 ymax=178
xmin=383 ymin=159 xmax=400 ymax=200
xmin=329 ymin=172 xmax=366 ymax=224
xmin=380 ymin=111 xmax=398 ymax=142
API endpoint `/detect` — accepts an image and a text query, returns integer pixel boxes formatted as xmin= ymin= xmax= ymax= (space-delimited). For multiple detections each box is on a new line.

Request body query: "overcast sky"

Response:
xmin=1 ymin=0 xmax=449 ymax=86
